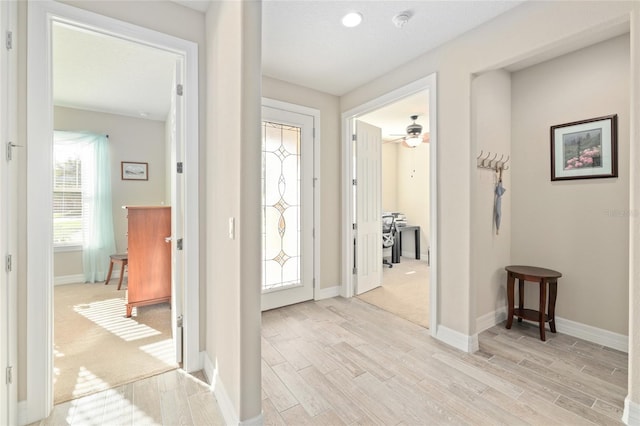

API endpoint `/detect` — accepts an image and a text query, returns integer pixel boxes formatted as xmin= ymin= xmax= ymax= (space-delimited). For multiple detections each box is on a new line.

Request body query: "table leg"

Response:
xmin=538 ymin=279 xmax=547 ymax=341
xmin=391 ymin=238 xmax=400 ymax=263
xmin=548 ymin=280 xmax=558 ymax=333
xmin=415 ymin=228 xmax=420 ymax=260
xmin=506 ymin=273 xmax=515 ymax=329
xmin=517 ymin=279 xmax=524 ymax=323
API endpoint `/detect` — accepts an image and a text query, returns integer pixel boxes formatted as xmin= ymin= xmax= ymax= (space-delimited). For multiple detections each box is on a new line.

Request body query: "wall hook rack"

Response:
xmin=476 ymin=150 xmax=510 ymax=172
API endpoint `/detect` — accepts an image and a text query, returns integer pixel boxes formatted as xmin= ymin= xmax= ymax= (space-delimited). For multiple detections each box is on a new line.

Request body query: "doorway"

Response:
xmin=52 ymin=20 xmax=178 ymax=405
xmin=355 ymin=91 xmax=431 ymax=328
xmin=341 ymin=74 xmax=438 ymax=336
xmin=26 ymin=1 xmax=200 ymax=421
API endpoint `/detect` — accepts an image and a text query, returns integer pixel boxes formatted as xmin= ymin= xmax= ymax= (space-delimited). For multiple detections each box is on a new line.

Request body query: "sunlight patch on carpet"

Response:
xmin=139 ymin=339 xmax=175 ymax=365
xmin=74 ymin=298 xmax=161 ymax=341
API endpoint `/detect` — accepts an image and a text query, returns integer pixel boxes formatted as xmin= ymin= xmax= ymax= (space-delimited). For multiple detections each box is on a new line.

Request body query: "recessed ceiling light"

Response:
xmin=342 ymin=12 xmax=362 ymax=28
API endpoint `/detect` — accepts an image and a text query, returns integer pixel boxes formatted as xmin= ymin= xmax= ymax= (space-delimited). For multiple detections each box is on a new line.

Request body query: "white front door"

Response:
xmin=261 ymin=105 xmax=314 ymax=311
xmin=355 ymin=120 xmax=382 ymax=295
xmin=169 ymin=60 xmax=184 ymax=363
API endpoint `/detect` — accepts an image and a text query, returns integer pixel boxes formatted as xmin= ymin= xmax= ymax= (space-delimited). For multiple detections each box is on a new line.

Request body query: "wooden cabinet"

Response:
xmin=125 ymin=206 xmax=171 ymax=317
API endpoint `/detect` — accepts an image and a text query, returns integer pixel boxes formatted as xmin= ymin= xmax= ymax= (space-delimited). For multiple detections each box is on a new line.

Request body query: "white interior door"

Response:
xmin=355 ymin=120 xmax=382 ymax=295
xmin=261 ymin=105 xmax=314 ymax=311
xmin=170 ymin=60 xmax=184 ymax=363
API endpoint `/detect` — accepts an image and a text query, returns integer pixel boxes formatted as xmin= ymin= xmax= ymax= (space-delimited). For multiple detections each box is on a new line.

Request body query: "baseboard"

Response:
xmin=53 ymin=271 xmax=127 ymax=286
xmin=435 ymin=325 xmax=478 ymax=353
xmin=202 ymin=351 xmax=214 ymax=384
xmin=476 ymin=306 xmax=507 ymax=333
xmin=554 ymin=316 xmax=628 ymax=353
xmin=315 ymin=285 xmax=340 ymax=300
xmin=623 ymin=396 xmax=640 ymax=425
xmin=53 ymin=273 xmax=85 ymax=286
xmin=400 ymin=251 xmax=429 ymax=261
xmin=240 ymin=413 xmax=264 ymax=425
xmin=203 ymin=352 xmax=238 ymax=425
xmin=18 ymin=400 xmax=28 ymax=426
xmin=202 ymin=351 xmax=263 ymax=425
xmin=476 ymin=308 xmax=628 ymax=353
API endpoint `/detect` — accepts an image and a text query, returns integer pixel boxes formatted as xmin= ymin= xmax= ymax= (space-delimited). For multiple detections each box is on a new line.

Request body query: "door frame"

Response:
xmin=261 ymin=98 xmax=321 ymax=308
xmin=26 ymin=1 xmax=200 ymax=422
xmin=341 ymin=73 xmax=438 ymax=337
xmin=0 ymin=0 xmax=17 ymax=424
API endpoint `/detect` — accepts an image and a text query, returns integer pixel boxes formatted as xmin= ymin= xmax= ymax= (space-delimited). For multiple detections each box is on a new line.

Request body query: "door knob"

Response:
xmin=164 ymin=236 xmax=172 ymax=243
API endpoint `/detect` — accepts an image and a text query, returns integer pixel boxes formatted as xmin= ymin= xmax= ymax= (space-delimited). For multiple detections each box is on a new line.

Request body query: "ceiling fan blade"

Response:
xmin=384 ymin=136 xmax=405 ymax=144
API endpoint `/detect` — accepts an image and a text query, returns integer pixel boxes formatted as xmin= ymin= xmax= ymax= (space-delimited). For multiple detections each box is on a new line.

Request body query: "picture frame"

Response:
xmin=121 ymin=161 xmax=148 ymax=181
xmin=550 ymin=114 xmax=618 ymax=181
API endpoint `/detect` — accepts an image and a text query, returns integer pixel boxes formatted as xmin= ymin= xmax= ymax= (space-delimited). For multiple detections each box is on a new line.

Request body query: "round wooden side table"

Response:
xmin=505 ymin=265 xmax=562 ymax=341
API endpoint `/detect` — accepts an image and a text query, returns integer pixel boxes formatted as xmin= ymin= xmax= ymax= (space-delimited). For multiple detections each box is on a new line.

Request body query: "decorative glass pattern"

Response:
xmin=262 ymin=121 xmax=301 ymax=291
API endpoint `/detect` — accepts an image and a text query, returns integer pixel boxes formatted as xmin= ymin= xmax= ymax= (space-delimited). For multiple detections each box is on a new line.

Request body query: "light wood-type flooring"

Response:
xmin=262 ymin=297 xmax=627 ymax=425
xmin=36 ymin=296 xmax=627 ymax=425
xmin=32 ymin=369 xmax=225 ymax=426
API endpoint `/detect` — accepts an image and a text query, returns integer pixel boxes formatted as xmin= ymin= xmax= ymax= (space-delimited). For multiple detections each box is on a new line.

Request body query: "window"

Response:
xmin=53 ymin=143 xmax=83 ymax=247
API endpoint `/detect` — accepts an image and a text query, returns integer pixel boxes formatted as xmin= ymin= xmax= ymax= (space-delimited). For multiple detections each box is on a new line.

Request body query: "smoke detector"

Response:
xmin=392 ymin=12 xmax=411 ymax=28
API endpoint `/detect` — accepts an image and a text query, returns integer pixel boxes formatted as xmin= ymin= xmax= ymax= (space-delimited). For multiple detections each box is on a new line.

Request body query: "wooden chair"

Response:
xmin=105 ymin=254 xmax=128 ymax=290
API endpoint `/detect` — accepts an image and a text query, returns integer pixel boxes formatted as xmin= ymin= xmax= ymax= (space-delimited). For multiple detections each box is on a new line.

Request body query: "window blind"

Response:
xmin=53 ymin=145 xmax=83 ymax=246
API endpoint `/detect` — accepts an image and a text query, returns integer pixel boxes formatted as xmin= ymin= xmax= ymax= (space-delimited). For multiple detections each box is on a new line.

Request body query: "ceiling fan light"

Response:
xmin=405 ymin=137 xmax=421 ymax=148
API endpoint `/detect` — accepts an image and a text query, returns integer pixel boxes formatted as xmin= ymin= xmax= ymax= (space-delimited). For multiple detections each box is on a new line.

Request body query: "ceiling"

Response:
xmin=53 ymin=1 xmax=524 ymax=130
xmin=262 ymin=0 xmax=523 ymax=96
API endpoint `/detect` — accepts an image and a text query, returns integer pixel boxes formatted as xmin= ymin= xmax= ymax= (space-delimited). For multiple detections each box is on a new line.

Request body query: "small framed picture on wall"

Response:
xmin=550 ymin=114 xmax=618 ymax=181
xmin=121 ymin=161 xmax=148 ymax=181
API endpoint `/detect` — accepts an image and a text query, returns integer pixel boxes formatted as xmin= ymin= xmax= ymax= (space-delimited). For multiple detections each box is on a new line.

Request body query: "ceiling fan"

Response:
xmin=385 ymin=115 xmax=430 ymax=148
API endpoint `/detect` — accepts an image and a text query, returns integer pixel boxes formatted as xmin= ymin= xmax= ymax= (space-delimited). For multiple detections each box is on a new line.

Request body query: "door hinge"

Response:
xmin=6 ymin=31 xmax=12 ymax=50
xmin=352 ymin=223 xmax=357 ymax=230
xmin=352 ymin=178 xmax=357 ymax=186
xmin=176 ymin=162 xmax=183 ymax=174
xmin=352 ymin=267 xmax=357 ymax=274
xmin=6 ymin=142 xmax=23 ymax=161
xmin=177 ymin=315 xmax=183 ymax=328
xmin=352 ymin=134 xmax=356 ymax=141
xmin=5 ymin=254 xmax=12 ymax=272
xmin=6 ymin=366 xmax=12 ymax=385
xmin=176 ymin=84 xmax=183 ymax=96
xmin=177 ymin=238 xmax=183 ymax=250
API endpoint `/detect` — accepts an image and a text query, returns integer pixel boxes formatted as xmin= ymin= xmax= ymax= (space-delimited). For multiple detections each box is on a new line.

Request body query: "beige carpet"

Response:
xmin=54 ymin=282 xmax=176 ymax=404
xmin=357 ymin=258 xmax=429 ymax=328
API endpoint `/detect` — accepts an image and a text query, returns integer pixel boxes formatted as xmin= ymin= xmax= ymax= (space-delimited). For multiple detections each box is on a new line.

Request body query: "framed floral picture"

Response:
xmin=550 ymin=115 xmax=618 ymax=181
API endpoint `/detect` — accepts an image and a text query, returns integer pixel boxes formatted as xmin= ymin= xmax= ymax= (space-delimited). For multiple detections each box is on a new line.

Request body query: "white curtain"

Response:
xmin=54 ymin=131 xmax=116 ymax=282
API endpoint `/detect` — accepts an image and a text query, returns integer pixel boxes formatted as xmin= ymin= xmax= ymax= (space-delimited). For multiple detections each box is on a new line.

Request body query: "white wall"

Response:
xmin=396 ymin=142 xmax=430 ymax=258
xmin=381 ymin=143 xmax=398 ymax=211
xmin=471 ymin=70 xmax=512 ymax=327
xmin=53 ymin=106 xmax=168 ymax=278
xmin=340 ymin=0 xmax=636 ymax=342
xmin=206 ymin=1 xmax=262 ymax=422
xmin=511 ymin=35 xmax=630 ymax=336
